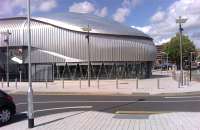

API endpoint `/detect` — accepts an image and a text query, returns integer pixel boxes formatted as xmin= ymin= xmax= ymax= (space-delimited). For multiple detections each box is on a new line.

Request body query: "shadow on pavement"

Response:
xmin=34 ymin=111 xmax=86 ymax=128
xmin=31 ymin=99 xmax=146 ymax=128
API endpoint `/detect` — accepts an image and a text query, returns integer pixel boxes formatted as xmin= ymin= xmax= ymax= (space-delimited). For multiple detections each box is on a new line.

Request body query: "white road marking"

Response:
xmin=19 ymin=106 xmax=92 ymax=114
xmin=142 ymin=100 xmax=200 ymax=103
xmin=16 ymin=100 xmax=138 ymax=105
xmin=164 ymin=96 xmax=200 ymax=99
xmin=16 ymin=99 xmax=200 ymax=106
xmin=34 ymin=106 xmax=92 ymax=113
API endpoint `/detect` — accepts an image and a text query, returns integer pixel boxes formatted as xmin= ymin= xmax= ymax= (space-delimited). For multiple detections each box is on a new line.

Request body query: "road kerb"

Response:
xmin=10 ymin=91 xmax=150 ymax=96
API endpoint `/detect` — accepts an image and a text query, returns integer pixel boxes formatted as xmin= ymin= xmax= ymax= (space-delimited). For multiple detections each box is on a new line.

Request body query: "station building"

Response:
xmin=0 ymin=13 xmax=156 ymax=81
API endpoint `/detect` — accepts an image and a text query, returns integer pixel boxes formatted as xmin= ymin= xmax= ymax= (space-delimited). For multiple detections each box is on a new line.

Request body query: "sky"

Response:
xmin=0 ymin=0 xmax=200 ymax=48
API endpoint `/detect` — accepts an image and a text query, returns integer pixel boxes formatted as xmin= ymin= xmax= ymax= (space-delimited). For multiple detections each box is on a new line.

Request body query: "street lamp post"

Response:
xmin=161 ymin=54 xmax=163 ymax=73
xmin=82 ymin=25 xmax=92 ymax=87
xmin=176 ymin=16 xmax=187 ymax=86
xmin=27 ymin=0 xmax=34 ymax=128
xmin=0 ymin=30 xmax=11 ymax=87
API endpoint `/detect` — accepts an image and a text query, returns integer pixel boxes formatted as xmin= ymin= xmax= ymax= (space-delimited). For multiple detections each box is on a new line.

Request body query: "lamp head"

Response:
xmin=176 ymin=16 xmax=188 ymax=24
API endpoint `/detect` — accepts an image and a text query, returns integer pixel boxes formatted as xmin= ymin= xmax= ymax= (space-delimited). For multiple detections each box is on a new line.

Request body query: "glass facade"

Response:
xmin=54 ymin=61 xmax=153 ymax=80
xmin=0 ymin=46 xmax=153 ymax=81
xmin=0 ymin=61 xmax=152 ymax=82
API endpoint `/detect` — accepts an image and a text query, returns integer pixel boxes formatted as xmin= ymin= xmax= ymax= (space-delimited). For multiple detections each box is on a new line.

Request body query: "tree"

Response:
xmin=163 ymin=33 xmax=196 ymax=69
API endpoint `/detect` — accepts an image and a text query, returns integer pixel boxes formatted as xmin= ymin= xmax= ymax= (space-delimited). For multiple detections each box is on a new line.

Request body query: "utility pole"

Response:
xmin=27 ymin=0 xmax=34 ymax=128
xmin=176 ymin=16 xmax=187 ymax=86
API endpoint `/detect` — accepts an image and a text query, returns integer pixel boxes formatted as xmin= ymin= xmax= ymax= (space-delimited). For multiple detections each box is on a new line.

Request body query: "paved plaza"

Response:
xmin=1 ymin=71 xmax=200 ymax=130
xmin=2 ymin=111 xmax=200 ymax=130
xmin=1 ymin=71 xmax=200 ymax=95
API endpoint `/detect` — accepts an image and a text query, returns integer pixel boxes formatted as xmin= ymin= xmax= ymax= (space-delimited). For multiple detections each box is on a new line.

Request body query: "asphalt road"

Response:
xmin=2 ymin=94 xmax=199 ymax=126
xmin=11 ymin=94 xmax=200 ymax=118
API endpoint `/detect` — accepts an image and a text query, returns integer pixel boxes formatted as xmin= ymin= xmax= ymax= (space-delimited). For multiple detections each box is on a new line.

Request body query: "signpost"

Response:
xmin=176 ymin=16 xmax=187 ymax=86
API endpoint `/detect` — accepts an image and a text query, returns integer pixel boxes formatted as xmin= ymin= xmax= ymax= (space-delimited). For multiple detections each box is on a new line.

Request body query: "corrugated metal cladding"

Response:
xmin=0 ymin=15 xmax=156 ymax=81
xmin=0 ymin=17 xmax=156 ymax=64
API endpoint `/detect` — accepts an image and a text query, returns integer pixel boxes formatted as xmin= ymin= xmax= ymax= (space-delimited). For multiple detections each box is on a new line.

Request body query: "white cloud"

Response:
xmin=68 ymin=1 xmax=108 ymax=17
xmin=113 ymin=0 xmax=140 ymax=23
xmin=12 ymin=0 xmax=26 ymax=8
xmin=132 ymin=0 xmax=200 ymax=47
xmin=191 ymin=31 xmax=200 ymax=48
xmin=113 ymin=8 xmax=130 ymax=23
xmin=0 ymin=1 xmax=12 ymax=16
xmin=191 ymin=32 xmax=200 ymax=39
xmin=0 ymin=0 xmax=57 ymax=17
xmin=95 ymin=7 xmax=108 ymax=17
xmin=150 ymin=11 xmax=166 ymax=23
xmin=122 ymin=0 xmax=140 ymax=8
xmin=131 ymin=25 xmax=152 ymax=33
xmin=157 ymin=38 xmax=171 ymax=45
xmin=39 ymin=0 xmax=57 ymax=12
xmin=69 ymin=1 xmax=95 ymax=14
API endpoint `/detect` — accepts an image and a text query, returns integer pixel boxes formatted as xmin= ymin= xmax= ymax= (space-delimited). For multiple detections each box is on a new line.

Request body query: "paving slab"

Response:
xmin=1 ymin=111 xmax=200 ymax=130
xmin=0 ymin=71 xmax=200 ymax=96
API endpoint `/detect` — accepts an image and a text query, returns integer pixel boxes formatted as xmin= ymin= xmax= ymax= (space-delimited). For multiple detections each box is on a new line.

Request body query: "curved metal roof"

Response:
xmin=35 ymin=13 xmax=151 ymax=38
xmin=0 ymin=13 xmax=151 ymax=39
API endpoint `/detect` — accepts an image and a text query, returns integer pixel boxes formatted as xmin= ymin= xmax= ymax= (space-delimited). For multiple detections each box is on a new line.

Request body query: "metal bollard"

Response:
xmin=45 ymin=79 xmax=48 ymax=88
xmin=15 ymin=78 xmax=17 ymax=89
xmin=136 ymin=77 xmax=138 ymax=89
xmin=116 ymin=77 xmax=118 ymax=89
xmin=186 ymin=72 xmax=189 ymax=86
xmin=79 ymin=78 xmax=81 ymax=89
xmin=178 ymin=75 xmax=181 ymax=88
xmin=97 ymin=77 xmax=99 ymax=89
xmin=62 ymin=78 xmax=64 ymax=89
xmin=172 ymin=71 xmax=175 ymax=80
xmin=186 ymin=75 xmax=189 ymax=86
xmin=157 ymin=78 xmax=160 ymax=89
xmin=184 ymin=73 xmax=186 ymax=86
xmin=19 ymin=71 xmax=22 ymax=82
xmin=1 ymin=78 xmax=3 ymax=88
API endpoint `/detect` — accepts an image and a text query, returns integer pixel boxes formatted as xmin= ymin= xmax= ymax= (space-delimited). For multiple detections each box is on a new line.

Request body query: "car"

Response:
xmin=0 ymin=90 xmax=16 ymax=124
xmin=159 ymin=63 xmax=173 ymax=70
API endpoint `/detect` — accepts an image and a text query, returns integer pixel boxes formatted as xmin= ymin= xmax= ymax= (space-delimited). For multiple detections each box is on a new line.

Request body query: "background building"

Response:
xmin=155 ymin=45 xmax=164 ymax=65
xmin=0 ymin=13 xmax=156 ymax=81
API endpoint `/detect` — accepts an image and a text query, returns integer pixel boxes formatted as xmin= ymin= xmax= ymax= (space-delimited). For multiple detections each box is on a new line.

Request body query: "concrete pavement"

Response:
xmin=1 ymin=71 xmax=200 ymax=96
xmin=2 ymin=93 xmax=200 ymax=129
xmin=2 ymin=111 xmax=200 ymax=130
